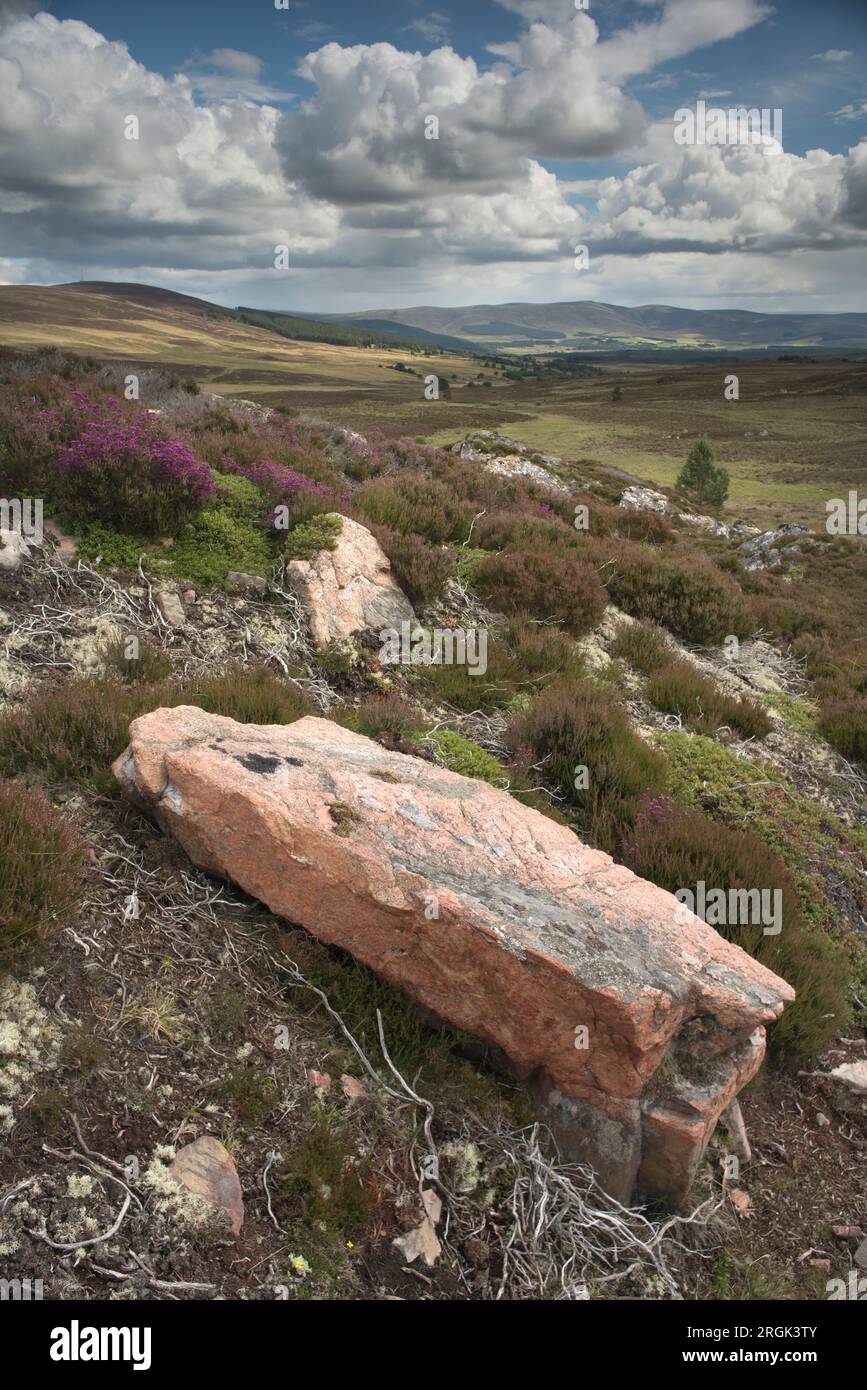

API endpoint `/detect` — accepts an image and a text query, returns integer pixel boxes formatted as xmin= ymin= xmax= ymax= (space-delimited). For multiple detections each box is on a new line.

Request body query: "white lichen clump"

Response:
xmin=0 ymin=979 xmax=62 ymax=1130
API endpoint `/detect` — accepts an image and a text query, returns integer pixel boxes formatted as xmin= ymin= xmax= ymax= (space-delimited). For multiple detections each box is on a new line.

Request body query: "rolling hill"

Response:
xmin=2 ymin=282 xmax=461 ymax=355
xmin=0 ymin=283 xmax=479 ymax=400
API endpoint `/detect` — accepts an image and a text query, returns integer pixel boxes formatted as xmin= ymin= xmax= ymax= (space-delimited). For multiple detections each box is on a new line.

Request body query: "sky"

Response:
xmin=1 ymin=0 xmax=866 ymax=314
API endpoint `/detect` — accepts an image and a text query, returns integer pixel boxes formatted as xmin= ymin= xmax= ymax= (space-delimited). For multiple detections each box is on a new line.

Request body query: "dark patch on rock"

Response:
xmin=235 ymin=752 xmax=282 ymax=775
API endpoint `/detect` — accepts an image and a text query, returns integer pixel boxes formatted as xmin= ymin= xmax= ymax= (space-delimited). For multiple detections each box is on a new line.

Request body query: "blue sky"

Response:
xmin=3 ymin=0 xmax=866 ymax=312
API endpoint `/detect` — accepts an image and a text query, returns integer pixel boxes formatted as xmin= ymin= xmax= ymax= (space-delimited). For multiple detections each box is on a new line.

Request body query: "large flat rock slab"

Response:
xmin=114 ymin=708 xmax=794 ymax=1204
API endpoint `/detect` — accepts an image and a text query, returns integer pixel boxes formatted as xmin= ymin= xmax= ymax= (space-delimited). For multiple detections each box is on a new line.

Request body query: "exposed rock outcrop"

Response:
xmin=619 ymin=486 xmax=675 ymax=516
xmin=484 ymin=454 xmax=572 ymax=495
xmin=618 ymin=486 xmax=761 ymax=541
xmin=114 ymin=707 xmax=794 ymax=1206
xmin=285 ymin=514 xmax=415 ymax=651
xmin=737 ymin=523 xmax=814 ymax=572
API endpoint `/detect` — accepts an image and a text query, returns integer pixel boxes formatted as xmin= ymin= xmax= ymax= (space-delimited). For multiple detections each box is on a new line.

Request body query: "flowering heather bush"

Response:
xmin=0 ymin=381 xmax=101 ymax=494
xmin=55 ymin=403 xmax=214 ymax=534
xmin=185 ymin=408 xmax=335 ymax=481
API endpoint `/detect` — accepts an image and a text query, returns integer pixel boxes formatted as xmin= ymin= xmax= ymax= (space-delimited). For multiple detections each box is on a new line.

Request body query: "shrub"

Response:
xmin=609 ymin=620 xmax=673 ymax=675
xmin=344 ymin=692 xmax=425 ymax=742
xmin=507 ymin=615 xmax=584 ymax=682
xmin=100 ymin=635 xmax=174 ymax=685
xmin=473 ymin=510 xmax=579 ymax=554
xmin=371 ymin=526 xmax=454 ymax=606
xmin=416 ymin=636 xmax=524 ymax=713
xmin=0 ymin=779 xmax=89 ymax=967
xmin=213 ymin=1066 xmax=279 ymax=1128
xmin=56 ymin=408 xmax=213 ymax=534
xmin=507 ymin=682 xmax=667 ymax=852
xmin=183 ymin=666 xmax=314 ymax=726
xmin=605 ymin=544 xmax=751 ymax=644
xmin=676 ymin=436 xmax=730 ymax=508
xmin=476 ymin=550 xmax=607 ymax=637
xmin=818 ymin=694 xmax=867 ymax=765
xmin=0 ymin=666 xmax=312 ymax=793
xmin=277 ymin=1108 xmax=374 ymax=1238
xmin=616 ymin=509 xmax=671 ymax=545
xmin=284 ymin=513 xmax=342 ymax=561
xmin=353 ymin=476 xmax=475 ymax=544
xmin=645 ymin=659 xmax=772 ymax=739
xmin=0 ymin=679 xmax=144 ymax=794
xmin=621 ymin=794 xmax=848 ymax=1059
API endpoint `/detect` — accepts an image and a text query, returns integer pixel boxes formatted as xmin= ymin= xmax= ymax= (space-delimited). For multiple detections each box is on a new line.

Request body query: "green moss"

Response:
xmin=450 ymin=546 xmax=489 ymax=589
xmin=212 ymin=469 xmax=267 ymax=516
xmin=73 ymin=520 xmax=151 ymax=571
xmin=284 ymin=513 xmax=342 ymax=561
xmin=170 ymin=504 xmax=273 ymax=588
xmin=73 ymin=486 xmax=275 ymax=590
xmin=412 ymin=729 xmax=507 ymax=785
xmin=764 ymin=690 xmax=819 ymax=737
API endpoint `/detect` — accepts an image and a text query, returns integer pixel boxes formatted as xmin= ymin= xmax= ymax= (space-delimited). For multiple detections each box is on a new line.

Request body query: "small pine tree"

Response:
xmin=677 ymin=436 xmax=729 ymax=507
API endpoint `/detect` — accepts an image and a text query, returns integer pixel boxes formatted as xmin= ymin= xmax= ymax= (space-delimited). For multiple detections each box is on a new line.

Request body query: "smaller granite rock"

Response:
xmin=829 ymin=1060 xmax=867 ymax=1096
xmin=286 ymin=514 xmax=415 ymax=651
xmin=484 ymin=454 xmax=571 ymax=495
xmin=226 ymin=571 xmax=268 ymax=594
xmin=0 ymin=529 xmax=31 ymax=573
xmin=676 ymin=511 xmax=730 ymax=539
xmin=170 ymin=1136 xmax=244 ymax=1234
xmin=156 ymin=589 xmax=186 ymax=628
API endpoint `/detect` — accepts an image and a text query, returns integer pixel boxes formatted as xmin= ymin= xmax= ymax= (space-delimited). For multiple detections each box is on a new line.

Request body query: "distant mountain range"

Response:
xmin=1 ymin=283 xmax=866 ymax=357
xmin=320 ymin=300 xmax=867 ymax=350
